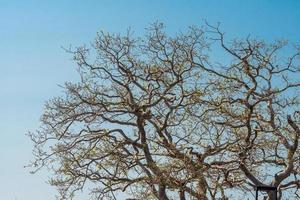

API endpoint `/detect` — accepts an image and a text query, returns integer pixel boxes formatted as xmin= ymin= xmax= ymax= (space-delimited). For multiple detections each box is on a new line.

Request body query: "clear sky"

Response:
xmin=0 ymin=0 xmax=299 ymax=199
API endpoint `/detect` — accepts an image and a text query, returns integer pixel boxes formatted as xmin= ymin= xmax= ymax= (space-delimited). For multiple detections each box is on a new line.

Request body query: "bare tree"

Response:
xmin=29 ymin=23 xmax=300 ymax=200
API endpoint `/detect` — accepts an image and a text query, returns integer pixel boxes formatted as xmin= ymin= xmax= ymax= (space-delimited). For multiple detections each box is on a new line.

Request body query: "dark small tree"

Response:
xmin=29 ymin=23 xmax=300 ymax=200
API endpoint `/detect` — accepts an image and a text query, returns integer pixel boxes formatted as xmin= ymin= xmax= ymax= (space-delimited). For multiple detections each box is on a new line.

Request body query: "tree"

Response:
xmin=29 ymin=23 xmax=300 ymax=200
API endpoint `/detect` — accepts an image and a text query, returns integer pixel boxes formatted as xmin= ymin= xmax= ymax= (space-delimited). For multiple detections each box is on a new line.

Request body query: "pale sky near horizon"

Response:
xmin=0 ymin=1 xmax=300 ymax=199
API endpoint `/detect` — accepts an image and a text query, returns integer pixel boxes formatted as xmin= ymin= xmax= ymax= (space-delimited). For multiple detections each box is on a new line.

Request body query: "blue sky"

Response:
xmin=0 ymin=1 xmax=299 ymax=199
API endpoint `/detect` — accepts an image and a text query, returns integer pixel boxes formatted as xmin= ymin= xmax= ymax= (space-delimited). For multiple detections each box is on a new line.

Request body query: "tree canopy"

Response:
xmin=29 ymin=23 xmax=300 ymax=200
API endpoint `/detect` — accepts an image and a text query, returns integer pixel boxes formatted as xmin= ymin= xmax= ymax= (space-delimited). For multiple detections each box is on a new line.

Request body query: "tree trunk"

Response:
xmin=197 ymin=177 xmax=208 ymax=200
xmin=158 ymin=184 xmax=169 ymax=200
xmin=265 ymin=191 xmax=277 ymax=200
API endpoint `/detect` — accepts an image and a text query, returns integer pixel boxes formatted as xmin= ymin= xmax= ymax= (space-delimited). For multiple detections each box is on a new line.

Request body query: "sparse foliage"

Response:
xmin=29 ymin=23 xmax=300 ymax=200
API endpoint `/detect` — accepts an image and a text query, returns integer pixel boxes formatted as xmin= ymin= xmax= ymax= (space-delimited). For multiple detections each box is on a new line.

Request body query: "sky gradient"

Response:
xmin=0 ymin=1 xmax=299 ymax=199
